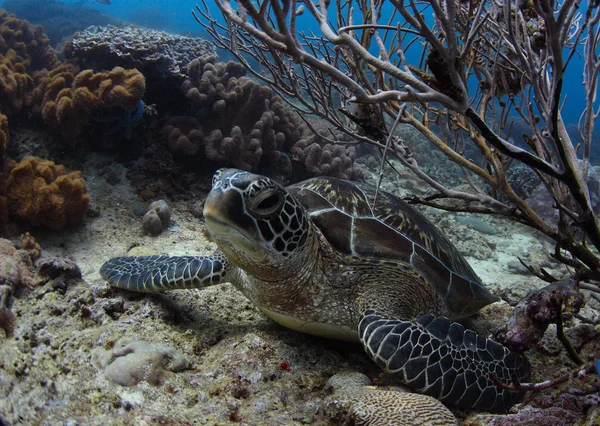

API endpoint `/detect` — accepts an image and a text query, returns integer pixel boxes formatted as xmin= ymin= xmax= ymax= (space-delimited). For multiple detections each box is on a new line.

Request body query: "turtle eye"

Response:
xmin=250 ymin=191 xmax=283 ymax=218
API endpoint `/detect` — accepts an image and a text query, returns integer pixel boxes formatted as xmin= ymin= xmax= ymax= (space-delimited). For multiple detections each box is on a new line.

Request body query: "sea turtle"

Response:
xmin=100 ymin=168 xmax=530 ymax=413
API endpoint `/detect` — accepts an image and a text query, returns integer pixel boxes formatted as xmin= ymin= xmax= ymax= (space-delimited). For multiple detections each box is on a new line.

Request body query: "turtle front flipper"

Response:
xmin=100 ymin=253 xmax=233 ymax=292
xmin=359 ymin=310 xmax=530 ymax=413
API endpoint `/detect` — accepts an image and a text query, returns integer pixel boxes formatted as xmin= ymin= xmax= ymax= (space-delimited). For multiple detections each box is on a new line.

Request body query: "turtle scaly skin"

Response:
xmin=100 ymin=168 xmax=530 ymax=414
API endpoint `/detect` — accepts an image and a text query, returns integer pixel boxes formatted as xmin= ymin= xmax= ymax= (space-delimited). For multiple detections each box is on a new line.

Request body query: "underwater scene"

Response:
xmin=0 ymin=0 xmax=599 ymax=424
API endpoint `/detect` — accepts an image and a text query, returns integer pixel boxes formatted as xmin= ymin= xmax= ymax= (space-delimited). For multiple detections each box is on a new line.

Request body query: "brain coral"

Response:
xmin=37 ymin=66 xmax=146 ymax=144
xmin=5 ymin=156 xmax=90 ymax=230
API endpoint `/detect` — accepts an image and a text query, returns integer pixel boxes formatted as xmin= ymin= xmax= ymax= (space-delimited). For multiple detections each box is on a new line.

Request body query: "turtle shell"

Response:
xmin=287 ymin=177 xmax=498 ymax=318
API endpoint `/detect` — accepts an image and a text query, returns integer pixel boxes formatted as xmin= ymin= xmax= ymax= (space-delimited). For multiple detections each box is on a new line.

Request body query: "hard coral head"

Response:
xmin=204 ymin=168 xmax=309 ymax=278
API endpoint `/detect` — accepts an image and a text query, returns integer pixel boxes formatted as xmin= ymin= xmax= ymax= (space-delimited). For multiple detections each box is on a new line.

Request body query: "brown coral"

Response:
xmin=169 ymin=57 xmax=305 ymax=178
xmin=182 ymin=57 xmax=245 ymax=107
xmin=0 ymin=10 xmax=58 ymax=115
xmin=162 ymin=116 xmax=204 ymax=156
xmin=5 ymin=156 xmax=90 ymax=230
xmin=19 ymin=232 xmax=41 ymax=262
xmin=38 ymin=66 xmax=146 ymax=144
xmin=291 ymin=135 xmax=364 ymax=181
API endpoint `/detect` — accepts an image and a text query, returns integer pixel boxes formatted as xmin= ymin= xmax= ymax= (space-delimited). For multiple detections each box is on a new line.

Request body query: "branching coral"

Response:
xmin=199 ymin=0 xmax=600 ymax=282
xmin=37 ymin=66 xmax=146 ymax=144
xmin=5 ymin=156 xmax=90 ymax=230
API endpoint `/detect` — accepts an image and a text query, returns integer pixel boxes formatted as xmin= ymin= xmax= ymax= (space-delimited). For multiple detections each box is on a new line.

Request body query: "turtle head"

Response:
xmin=204 ymin=169 xmax=312 ymax=279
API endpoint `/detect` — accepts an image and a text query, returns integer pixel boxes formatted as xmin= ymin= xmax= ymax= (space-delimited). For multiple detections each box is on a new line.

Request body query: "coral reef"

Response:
xmin=0 ymin=195 xmax=7 ymax=231
xmin=162 ymin=116 xmax=204 ymax=156
xmin=177 ymin=57 xmax=303 ymax=175
xmin=505 ymin=163 xmax=541 ymax=200
xmin=68 ymin=25 xmax=215 ymax=80
xmin=5 ymin=156 xmax=90 ymax=230
xmin=35 ymin=66 xmax=146 ymax=144
xmin=163 ymin=57 xmax=362 ymax=181
xmin=92 ymin=338 xmax=190 ymax=386
xmin=291 ymin=135 xmax=365 ymax=181
xmin=0 ymin=234 xmax=42 ymax=337
xmin=181 ymin=58 xmax=246 ymax=105
xmin=0 ymin=10 xmax=58 ymax=116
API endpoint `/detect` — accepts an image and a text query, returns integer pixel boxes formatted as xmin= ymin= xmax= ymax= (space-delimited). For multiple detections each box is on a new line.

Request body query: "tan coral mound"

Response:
xmin=5 ymin=156 xmax=90 ymax=230
xmin=39 ymin=66 xmax=145 ymax=144
xmin=0 ymin=10 xmax=58 ymax=115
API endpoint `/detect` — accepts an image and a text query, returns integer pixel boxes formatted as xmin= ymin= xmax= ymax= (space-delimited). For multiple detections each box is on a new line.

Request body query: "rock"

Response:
xmin=0 ymin=239 xmax=35 ymax=293
xmin=0 ymin=285 xmax=15 ymax=337
xmin=148 ymin=200 xmax=170 ymax=226
xmin=493 ymin=278 xmax=585 ymax=353
xmin=564 ymin=324 xmax=600 ymax=352
xmin=35 ymin=257 xmax=82 ymax=281
xmin=91 ymin=338 xmax=190 ymax=386
xmin=142 ymin=209 xmax=164 ymax=236
xmin=142 ymin=200 xmax=170 ymax=236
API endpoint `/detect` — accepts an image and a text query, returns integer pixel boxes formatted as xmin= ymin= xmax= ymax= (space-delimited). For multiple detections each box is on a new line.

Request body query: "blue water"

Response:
xmin=0 ymin=0 xmax=594 ymax=135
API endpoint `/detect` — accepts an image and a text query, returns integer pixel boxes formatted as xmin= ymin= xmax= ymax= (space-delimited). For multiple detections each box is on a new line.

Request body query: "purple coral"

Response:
xmin=163 ymin=57 xmax=305 ymax=177
xmin=291 ymin=135 xmax=364 ymax=181
xmin=165 ymin=57 xmax=363 ymax=182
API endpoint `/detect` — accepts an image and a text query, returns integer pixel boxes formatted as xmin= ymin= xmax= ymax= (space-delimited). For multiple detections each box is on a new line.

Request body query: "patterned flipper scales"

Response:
xmin=359 ymin=310 xmax=530 ymax=413
xmin=99 ymin=254 xmax=230 ymax=292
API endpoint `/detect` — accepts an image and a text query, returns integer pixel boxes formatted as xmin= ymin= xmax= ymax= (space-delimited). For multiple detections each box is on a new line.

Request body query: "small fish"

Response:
xmin=95 ymin=0 xmax=111 ymax=5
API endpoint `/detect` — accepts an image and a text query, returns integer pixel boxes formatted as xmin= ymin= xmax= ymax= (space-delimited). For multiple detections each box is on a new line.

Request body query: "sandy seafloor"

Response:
xmin=1 ymin=150 xmax=599 ymax=426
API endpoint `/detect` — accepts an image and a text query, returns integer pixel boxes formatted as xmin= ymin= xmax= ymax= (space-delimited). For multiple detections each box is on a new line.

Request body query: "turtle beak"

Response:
xmin=204 ymin=186 xmax=257 ymax=240
xmin=204 ymin=186 xmax=270 ymax=263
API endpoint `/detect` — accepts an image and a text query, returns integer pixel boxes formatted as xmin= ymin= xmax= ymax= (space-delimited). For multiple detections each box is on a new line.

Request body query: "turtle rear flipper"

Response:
xmin=100 ymin=254 xmax=232 ymax=292
xmin=359 ymin=310 xmax=530 ymax=413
